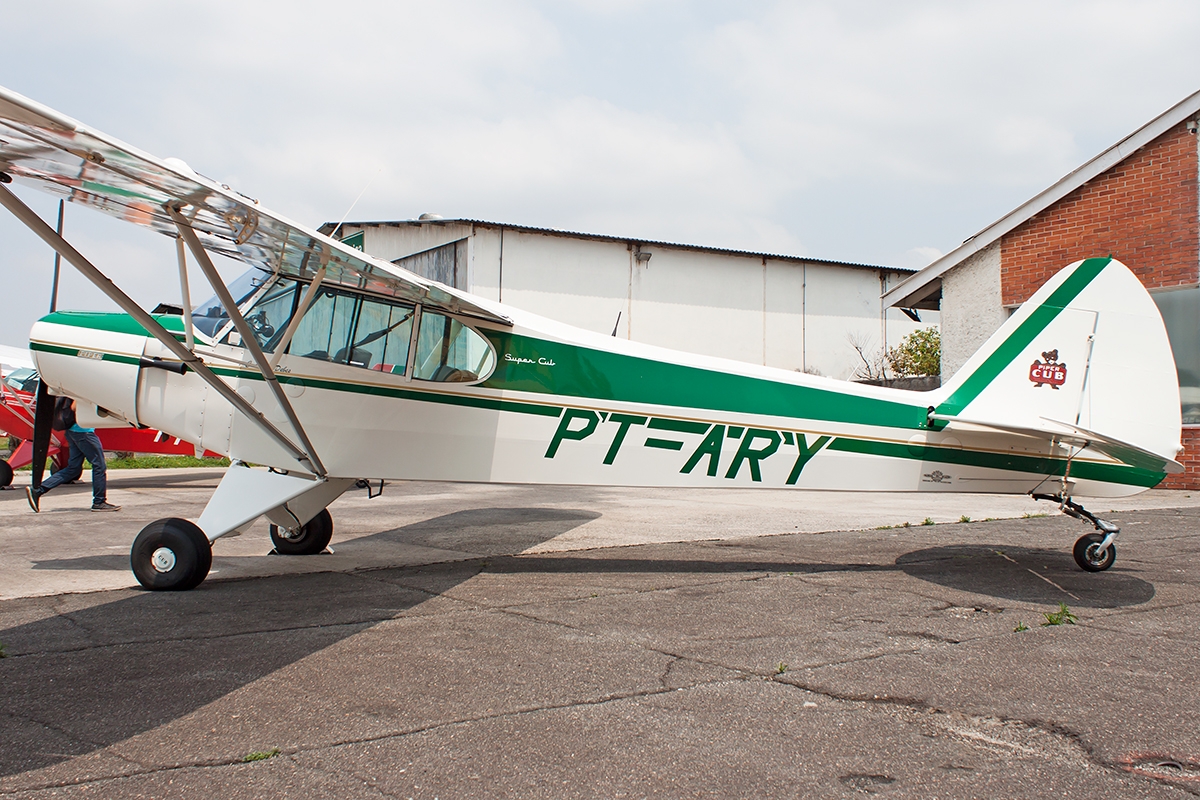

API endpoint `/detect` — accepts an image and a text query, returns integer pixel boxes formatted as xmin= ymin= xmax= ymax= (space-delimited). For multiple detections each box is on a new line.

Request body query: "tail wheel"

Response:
xmin=131 ymin=518 xmax=212 ymax=591
xmin=0 ymin=459 xmax=12 ymax=488
xmin=269 ymin=508 xmax=333 ymax=555
xmin=1073 ymin=533 xmax=1116 ymax=572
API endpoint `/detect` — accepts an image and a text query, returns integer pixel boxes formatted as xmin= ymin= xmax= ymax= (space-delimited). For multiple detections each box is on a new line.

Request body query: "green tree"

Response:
xmin=887 ymin=327 xmax=940 ymax=377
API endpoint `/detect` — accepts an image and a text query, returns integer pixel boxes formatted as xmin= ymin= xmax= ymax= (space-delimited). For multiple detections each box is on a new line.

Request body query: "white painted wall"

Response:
xmin=350 ymin=221 xmax=933 ymax=381
xmin=940 ymin=241 xmax=1005 ymax=380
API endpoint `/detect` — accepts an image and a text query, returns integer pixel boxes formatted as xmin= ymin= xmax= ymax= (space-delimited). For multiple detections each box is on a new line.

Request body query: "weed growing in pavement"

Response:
xmin=874 ymin=525 xmax=893 ymax=530
xmin=1022 ymin=512 xmax=1049 ymax=519
xmin=1013 ymin=622 xmax=1030 ymax=632
xmin=959 ymin=515 xmax=971 ymax=523
xmin=774 ymin=662 xmax=789 ymax=675
xmin=0 ymin=641 xmax=6 ymax=657
xmin=922 ymin=517 xmax=935 ymax=526
xmin=1041 ymin=603 xmax=1078 ymax=626
xmin=243 ymin=749 xmax=281 ymax=762
xmin=901 ymin=521 xmax=912 ymax=528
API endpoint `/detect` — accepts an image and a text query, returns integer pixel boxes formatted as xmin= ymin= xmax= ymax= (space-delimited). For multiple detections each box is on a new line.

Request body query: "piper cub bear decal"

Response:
xmin=1030 ymin=349 xmax=1067 ymax=389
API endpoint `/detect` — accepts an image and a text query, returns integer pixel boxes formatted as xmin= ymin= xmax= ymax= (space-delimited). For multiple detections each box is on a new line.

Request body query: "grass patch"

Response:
xmin=242 ymin=748 xmax=281 ymax=762
xmin=1041 ymin=603 xmax=1078 ymax=627
xmin=959 ymin=515 xmax=971 ymax=523
xmin=107 ymin=454 xmax=230 ymax=469
xmin=1013 ymin=622 xmax=1029 ymax=633
xmin=922 ymin=517 xmax=935 ymax=526
xmin=1022 ymin=512 xmax=1049 ymax=519
xmin=0 ymin=642 xmax=7 ymax=657
xmin=18 ymin=455 xmax=229 ymax=470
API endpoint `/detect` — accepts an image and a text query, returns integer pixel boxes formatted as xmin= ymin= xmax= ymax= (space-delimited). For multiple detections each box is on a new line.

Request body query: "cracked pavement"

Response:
xmin=1 ymin=479 xmax=1199 ymax=797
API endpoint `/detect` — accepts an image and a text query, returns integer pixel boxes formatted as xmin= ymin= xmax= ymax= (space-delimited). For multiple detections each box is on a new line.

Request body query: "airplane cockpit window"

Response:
xmin=210 ymin=277 xmax=489 ymax=381
xmin=192 ymin=268 xmax=272 ymax=339
xmin=354 ymin=299 xmax=415 ymax=375
xmin=289 ymin=289 xmax=360 ymax=366
xmin=228 ymin=278 xmax=300 ymax=352
xmin=413 ymin=311 xmax=495 ymax=382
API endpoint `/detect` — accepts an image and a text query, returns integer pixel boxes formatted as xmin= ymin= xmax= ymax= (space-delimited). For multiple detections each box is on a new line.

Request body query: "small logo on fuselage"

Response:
xmin=504 ymin=353 xmax=556 ymax=367
xmin=1029 ymin=349 xmax=1066 ymax=389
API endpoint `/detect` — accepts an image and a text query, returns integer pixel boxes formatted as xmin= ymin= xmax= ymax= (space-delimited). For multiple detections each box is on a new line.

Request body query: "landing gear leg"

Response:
xmin=1032 ymin=493 xmax=1120 ymax=572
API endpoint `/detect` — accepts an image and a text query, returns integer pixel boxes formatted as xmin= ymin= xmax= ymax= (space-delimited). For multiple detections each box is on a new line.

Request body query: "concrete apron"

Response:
xmin=1 ymin=467 xmax=1197 ymax=599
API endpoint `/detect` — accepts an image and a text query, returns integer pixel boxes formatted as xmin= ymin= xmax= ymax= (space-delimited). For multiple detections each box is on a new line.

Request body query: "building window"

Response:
xmin=1153 ymin=287 xmax=1200 ymax=425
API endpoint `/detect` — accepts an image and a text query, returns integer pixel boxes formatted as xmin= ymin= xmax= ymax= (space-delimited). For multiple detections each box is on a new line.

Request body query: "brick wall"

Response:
xmin=1161 ymin=428 xmax=1200 ymax=489
xmin=1000 ymin=121 xmax=1199 ymax=306
xmin=1000 ymin=121 xmax=1199 ymax=488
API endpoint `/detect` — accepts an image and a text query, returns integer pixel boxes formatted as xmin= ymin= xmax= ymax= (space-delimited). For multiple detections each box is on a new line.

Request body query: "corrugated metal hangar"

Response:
xmin=318 ymin=219 xmax=929 ymax=382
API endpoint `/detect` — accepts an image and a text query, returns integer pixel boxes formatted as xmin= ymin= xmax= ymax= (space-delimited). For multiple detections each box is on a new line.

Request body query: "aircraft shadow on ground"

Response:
xmin=895 ymin=543 xmax=1155 ymax=608
xmin=31 ymin=554 xmax=129 ymax=571
xmin=0 ymin=506 xmax=596 ymax=778
xmin=342 ymin=506 xmax=604 ymax=557
xmin=487 ymin=545 xmax=1155 ymax=609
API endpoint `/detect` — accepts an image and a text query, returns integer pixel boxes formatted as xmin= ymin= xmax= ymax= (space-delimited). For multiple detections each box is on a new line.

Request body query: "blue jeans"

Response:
xmin=39 ymin=428 xmax=107 ymax=505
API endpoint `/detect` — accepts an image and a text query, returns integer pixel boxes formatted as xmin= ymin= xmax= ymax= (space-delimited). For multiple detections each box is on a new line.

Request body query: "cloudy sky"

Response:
xmin=1 ymin=0 xmax=1198 ymax=345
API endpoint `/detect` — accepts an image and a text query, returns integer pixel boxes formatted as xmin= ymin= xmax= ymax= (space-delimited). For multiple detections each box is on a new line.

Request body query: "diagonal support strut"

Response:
xmin=0 ymin=182 xmax=318 ymax=475
xmin=168 ymin=204 xmax=326 ymax=478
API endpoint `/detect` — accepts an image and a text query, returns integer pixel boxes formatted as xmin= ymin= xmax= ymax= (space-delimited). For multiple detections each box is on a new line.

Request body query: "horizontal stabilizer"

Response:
xmin=930 ymin=414 xmax=1184 ymax=475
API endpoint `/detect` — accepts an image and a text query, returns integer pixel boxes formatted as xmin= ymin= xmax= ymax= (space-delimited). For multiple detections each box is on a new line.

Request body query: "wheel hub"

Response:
xmin=151 ymin=547 xmax=177 ymax=573
xmin=1086 ymin=544 xmax=1108 ymax=565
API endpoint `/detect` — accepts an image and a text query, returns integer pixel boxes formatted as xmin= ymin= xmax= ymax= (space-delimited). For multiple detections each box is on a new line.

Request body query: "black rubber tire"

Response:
xmin=0 ymin=459 xmax=12 ymax=488
xmin=131 ymin=518 xmax=212 ymax=590
xmin=1073 ymin=533 xmax=1116 ymax=572
xmin=269 ymin=508 xmax=333 ymax=555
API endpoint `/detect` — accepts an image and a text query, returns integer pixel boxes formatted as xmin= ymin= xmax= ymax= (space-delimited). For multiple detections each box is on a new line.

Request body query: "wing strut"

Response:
xmin=168 ymin=205 xmax=326 ymax=478
xmin=0 ymin=183 xmax=319 ymax=476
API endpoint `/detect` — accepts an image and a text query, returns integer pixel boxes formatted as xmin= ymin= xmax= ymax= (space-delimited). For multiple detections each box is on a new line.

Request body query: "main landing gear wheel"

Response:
xmin=269 ymin=508 xmax=333 ymax=555
xmin=131 ymin=518 xmax=212 ymax=591
xmin=1073 ymin=533 xmax=1116 ymax=572
xmin=0 ymin=459 xmax=12 ymax=488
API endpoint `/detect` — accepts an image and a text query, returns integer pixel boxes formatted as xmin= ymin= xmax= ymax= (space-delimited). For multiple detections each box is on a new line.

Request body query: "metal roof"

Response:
xmin=319 ymin=218 xmax=912 ymax=274
xmin=882 ymin=88 xmax=1200 ymax=310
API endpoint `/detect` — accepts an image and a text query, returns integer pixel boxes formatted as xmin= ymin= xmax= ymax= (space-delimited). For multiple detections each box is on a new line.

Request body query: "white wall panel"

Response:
xmin=628 ymin=249 xmax=764 ymax=364
xmin=765 ymin=260 xmax=807 ymax=372
xmin=498 ymin=232 xmax=631 ymax=337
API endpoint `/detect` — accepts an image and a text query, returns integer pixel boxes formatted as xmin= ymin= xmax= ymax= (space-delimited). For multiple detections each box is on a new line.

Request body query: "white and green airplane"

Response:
xmin=0 ymin=85 xmax=1183 ymax=591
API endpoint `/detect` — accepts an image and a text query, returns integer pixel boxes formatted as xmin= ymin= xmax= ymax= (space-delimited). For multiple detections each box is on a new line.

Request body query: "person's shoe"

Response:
xmin=25 ymin=486 xmax=40 ymax=513
xmin=91 ymin=502 xmax=121 ymax=512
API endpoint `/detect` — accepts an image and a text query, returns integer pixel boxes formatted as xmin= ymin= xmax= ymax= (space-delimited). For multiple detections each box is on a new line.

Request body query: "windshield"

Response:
xmin=192 ymin=268 xmax=273 ymax=338
xmin=3 ymin=367 xmax=37 ymax=393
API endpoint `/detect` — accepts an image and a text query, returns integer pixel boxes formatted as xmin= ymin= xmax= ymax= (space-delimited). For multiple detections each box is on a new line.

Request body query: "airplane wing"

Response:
xmin=0 ymin=85 xmax=508 ymax=325
xmin=930 ymin=413 xmax=1185 ymax=475
xmin=0 ymin=343 xmax=34 ymax=371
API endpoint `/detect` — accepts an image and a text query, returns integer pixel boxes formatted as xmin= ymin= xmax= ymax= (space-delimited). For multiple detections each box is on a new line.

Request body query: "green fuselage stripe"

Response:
xmin=935 ymin=257 xmax=1110 ymax=417
xmin=482 ymin=331 xmax=928 ymax=429
xmin=827 ymin=436 xmax=1163 ymax=488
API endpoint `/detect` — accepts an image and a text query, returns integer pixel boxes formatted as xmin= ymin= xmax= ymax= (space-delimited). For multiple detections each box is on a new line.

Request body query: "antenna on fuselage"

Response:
xmin=328 ymin=167 xmax=382 ymax=243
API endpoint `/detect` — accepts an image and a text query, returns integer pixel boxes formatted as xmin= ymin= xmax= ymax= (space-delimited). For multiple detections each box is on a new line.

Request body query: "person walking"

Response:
xmin=26 ymin=396 xmax=120 ymax=512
